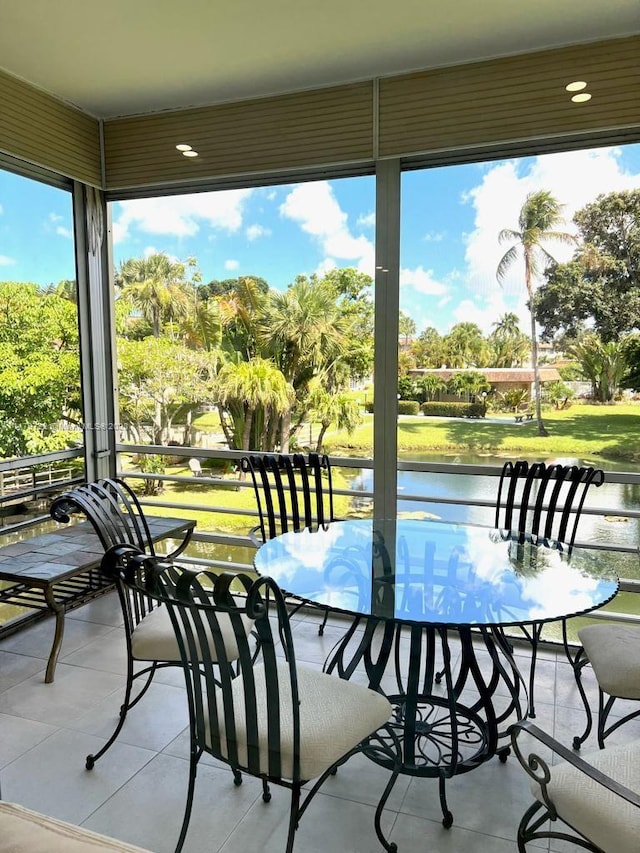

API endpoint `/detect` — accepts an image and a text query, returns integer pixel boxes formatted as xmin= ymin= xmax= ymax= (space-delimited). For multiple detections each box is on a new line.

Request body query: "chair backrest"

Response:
xmin=102 ymin=544 xmax=305 ymax=782
xmin=495 ymin=460 xmax=604 ymax=551
xmin=240 ymin=452 xmax=335 ymax=542
xmin=188 ymin=458 xmax=202 ymax=476
xmin=50 ymin=477 xmax=155 ymax=554
xmin=50 ymin=479 xmax=163 ymax=634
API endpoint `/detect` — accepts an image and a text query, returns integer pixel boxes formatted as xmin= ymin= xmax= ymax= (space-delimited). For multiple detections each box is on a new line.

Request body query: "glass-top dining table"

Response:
xmin=254 ymin=517 xmax=619 ymax=827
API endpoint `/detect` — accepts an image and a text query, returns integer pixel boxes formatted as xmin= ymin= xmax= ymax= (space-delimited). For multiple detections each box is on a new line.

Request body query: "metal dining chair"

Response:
xmin=494 ymin=460 xmax=605 ymax=717
xmin=571 ymin=621 xmax=640 ymax=750
xmin=100 ymin=544 xmax=399 ymax=853
xmin=512 ymin=719 xmax=640 ymax=853
xmin=241 ymin=452 xmax=338 ymax=634
xmin=49 ymin=478 xmax=250 ymax=771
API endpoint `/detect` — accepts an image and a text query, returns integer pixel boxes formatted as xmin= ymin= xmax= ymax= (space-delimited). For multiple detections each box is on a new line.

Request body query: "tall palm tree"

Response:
xmin=497 ymin=191 xmax=575 ymax=435
xmin=116 ymin=253 xmax=191 ymax=338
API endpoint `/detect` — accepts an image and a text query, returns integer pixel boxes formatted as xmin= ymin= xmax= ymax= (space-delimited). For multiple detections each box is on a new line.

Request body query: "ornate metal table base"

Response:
xmin=324 ymin=616 xmax=526 ymax=827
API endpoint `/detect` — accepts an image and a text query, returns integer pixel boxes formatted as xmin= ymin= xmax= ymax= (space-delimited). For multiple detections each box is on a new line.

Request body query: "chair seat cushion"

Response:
xmin=208 ymin=662 xmax=392 ymax=781
xmin=532 ymin=739 xmax=640 ymax=853
xmin=0 ymin=802 xmax=151 ymax=853
xmin=578 ymin=622 xmax=640 ymax=698
xmin=131 ymin=602 xmax=252 ymax=663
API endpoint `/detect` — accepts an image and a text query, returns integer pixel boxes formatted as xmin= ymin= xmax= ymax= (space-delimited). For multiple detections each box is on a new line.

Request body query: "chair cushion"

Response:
xmin=578 ymin=623 xmax=640 ymax=699
xmin=208 ymin=662 xmax=392 ymax=781
xmin=131 ymin=602 xmax=252 ymax=663
xmin=532 ymin=739 xmax=640 ymax=853
xmin=0 ymin=802 xmax=151 ymax=853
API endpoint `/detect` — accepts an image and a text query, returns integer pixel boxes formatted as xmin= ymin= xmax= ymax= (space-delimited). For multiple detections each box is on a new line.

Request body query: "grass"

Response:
xmin=325 ymin=402 xmax=640 ymax=464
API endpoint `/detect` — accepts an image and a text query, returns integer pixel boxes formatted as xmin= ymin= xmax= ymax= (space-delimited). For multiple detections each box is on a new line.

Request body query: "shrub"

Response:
xmin=420 ymin=402 xmax=486 ymax=418
xmin=398 ymin=400 xmax=420 ymax=415
xmin=365 ymin=401 xmax=374 ymax=413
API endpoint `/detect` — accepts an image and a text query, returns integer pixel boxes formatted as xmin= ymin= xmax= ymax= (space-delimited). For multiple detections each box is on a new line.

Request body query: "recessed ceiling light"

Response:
xmin=571 ymin=93 xmax=592 ymax=103
xmin=182 ymin=150 xmax=199 ymax=157
xmin=565 ymin=81 xmax=587 ymax=92
xmin=176 ymin=143 xmax=192 ymax=151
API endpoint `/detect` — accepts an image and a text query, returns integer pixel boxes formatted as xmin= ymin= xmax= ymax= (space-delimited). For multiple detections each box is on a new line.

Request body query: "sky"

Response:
xmin=1 ymin=142 xmax=639 ymax=337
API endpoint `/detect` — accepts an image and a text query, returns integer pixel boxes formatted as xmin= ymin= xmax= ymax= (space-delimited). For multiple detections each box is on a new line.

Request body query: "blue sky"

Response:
xmin=1 ymin=143 xmax=639 ymax=336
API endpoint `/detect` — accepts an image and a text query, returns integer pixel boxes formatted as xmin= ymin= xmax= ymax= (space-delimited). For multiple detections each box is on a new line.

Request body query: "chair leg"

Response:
xmin=439 ymin=776 xmax=453 ymax=828
xmin=526 ymin=624 xmax=543 ymax=718
xmin=373 ymin=768 xmax=399 ymax=852
xmin=284 ymin=785 xmax=301 ymax=853
xmin=318 ymin=609 xmax=329 ymax=636
xmin=175 ymin=748 xmax=200 ymax=853
xmin=86 ymin=659 xmax=156 ymax=769
xmin=570 ymin=647 xmax=593 ymax=750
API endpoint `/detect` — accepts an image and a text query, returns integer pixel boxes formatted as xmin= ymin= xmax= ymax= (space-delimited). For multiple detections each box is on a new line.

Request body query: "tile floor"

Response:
xmin=0 ymin=595 xmax=636 ymax=853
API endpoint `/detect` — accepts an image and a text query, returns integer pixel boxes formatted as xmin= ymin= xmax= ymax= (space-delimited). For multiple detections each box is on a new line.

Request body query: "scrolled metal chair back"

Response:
xmin=241 ymin=452 xmax=335 ymax=542
xmin=50 ymin=477 xmax=154 ymax=554
xmin=495 ymin=460 xmax=604 ymax=552
xmin=103 ymin=545 xmax=304 ymax=782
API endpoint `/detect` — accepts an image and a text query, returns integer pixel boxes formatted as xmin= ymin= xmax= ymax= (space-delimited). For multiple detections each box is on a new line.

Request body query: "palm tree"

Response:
xmin=116 ymin=253 xmax=191 ymax=337
xmin=258 ymin=278 xmax=350 ymax=452
xmin=216 ymin=357 xmax=292 ymax=451
xmin=489 ymin=312 xmax=530 ymax=367
xmin=497 ymin=191 xmax=575 ymax=435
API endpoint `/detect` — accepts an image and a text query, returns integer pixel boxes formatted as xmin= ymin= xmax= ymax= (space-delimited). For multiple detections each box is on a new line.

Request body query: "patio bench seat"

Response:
xmin=0 ymin=801 xmax=152 ymax=852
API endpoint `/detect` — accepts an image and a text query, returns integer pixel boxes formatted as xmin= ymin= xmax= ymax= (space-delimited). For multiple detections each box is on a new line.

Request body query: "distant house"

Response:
xmin=409 ymin=367 xmax=562 ymax=401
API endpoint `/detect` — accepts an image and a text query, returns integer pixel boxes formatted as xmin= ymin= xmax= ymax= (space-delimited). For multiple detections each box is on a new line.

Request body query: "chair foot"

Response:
xmin=499 ymin=746 xmax=510 ymax=763
xmin=262 ymin=779 xmax=271 ymax=802
xmin=85 ymin=755 xmax=95 ymax=770
xmin=233 ymin=768 xmax=242 ymax=786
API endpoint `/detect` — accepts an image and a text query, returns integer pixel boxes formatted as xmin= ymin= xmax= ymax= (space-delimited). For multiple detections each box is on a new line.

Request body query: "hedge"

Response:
xmin=398 ymin=400 xmax=420 ymax=415
xmin=420 ymin=402 xmax=487 ymax=418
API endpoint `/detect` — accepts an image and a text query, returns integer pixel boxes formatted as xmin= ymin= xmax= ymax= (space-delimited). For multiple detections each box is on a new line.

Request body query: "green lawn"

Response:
xmin=325 ymin=403 xmax=640 ymax=464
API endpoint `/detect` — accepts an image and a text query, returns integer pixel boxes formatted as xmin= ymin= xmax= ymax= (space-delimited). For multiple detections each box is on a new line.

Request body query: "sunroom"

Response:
xmin=0 ymin=2 xmax=639 ymax=851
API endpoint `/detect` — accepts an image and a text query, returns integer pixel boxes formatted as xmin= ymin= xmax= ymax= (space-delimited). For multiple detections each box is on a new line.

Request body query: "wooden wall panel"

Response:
xmin=378 ymin=36 xmax=640 ymax=158
xmin=103 ymin=83 xmax=374 ymax=190
xmin=0 ymin=70 xmax=101 ymax=186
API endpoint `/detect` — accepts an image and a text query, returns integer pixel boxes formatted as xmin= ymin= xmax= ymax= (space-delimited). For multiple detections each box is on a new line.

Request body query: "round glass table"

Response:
xmin=255 ymin=518 xmax=619 ymax=826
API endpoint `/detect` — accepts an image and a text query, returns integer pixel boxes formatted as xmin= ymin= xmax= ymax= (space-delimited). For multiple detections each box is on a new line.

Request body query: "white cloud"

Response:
xmin=459 ymin=147 xmax=640 ymax=328
xmin=55 ymin=225 xmax=73 ymax=239
xmin=48 ymin=212 xmax=63 ymax=223
xmin=112 ymin=189 xmax=254 ymax=244
xmin=280 ymin=182 xmax=374 ymax=275
xmin=400 ymin=265 xmax=448 ymax=297
xmin=225 ymin=259 xmax=239 ymax=271
xmin=0 ymin=254 xmax=15 ymax=266
xmin=357 ymin=211 xmax=375 ymax=228
xmin=0 ymin=204 xmax=3 ymax=215
xmin=424 ymin=230 xmax=445 ymax=242
xmin=246 ymin=224 xmax=271 ymax=241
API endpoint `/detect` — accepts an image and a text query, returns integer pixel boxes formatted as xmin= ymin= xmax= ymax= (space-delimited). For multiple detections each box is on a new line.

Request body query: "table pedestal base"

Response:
xmin=324 ymin=616 xmax=526 ymax=827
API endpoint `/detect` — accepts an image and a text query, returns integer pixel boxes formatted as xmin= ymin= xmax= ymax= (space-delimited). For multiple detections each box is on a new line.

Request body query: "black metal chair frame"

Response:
xmin=241 ymin=452 xmax=337 ymax=634
xmin=50 ymin=478 xmax=194 ymax=769
xmin=570 ymin=626 xmax=640 ymax=751
xmin=101 ymin=545 xmax=401 ymax=853
xmin=494 ymin=460 xmax=605 ymax=718
xmin=511 ymin=719 xmax=640 ymax=852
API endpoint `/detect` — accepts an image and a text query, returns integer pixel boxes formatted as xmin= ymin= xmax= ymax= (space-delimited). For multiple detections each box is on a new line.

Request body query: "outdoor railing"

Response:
xmin=114 ymin=443 xmax=640 ymax=637
xmin=0 ymin=443 xmax=637 ymax=642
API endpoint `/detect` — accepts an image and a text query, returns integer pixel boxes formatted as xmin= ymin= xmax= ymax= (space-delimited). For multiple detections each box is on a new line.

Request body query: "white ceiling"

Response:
xmin=1 ymin=0 xmax=639 ymax=119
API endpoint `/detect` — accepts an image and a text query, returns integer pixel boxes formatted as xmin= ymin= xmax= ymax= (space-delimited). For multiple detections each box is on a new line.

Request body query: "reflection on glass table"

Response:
xmin=255 ymin=519 xmax=618 ymax=829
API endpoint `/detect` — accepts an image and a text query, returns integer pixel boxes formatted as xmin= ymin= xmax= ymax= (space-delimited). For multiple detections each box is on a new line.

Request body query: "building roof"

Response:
xmin=410 ymin=368 xmax=562 ymax=382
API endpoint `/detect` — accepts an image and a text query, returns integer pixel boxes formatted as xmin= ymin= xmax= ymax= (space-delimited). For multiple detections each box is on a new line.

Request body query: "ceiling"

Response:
xmin=1 ymin=0 xmax=639 ymax=119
